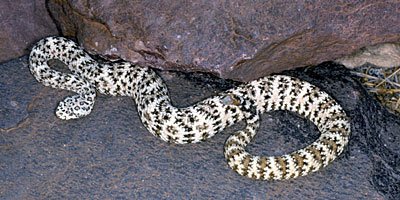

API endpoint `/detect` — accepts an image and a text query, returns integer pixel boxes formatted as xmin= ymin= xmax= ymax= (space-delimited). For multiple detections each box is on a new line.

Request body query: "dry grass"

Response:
xmin=351 ymin=65 xmax=400 ymax=114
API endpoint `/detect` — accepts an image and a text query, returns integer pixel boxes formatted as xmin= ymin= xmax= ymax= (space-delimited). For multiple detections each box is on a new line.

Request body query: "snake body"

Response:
xmin=29 ymin=37 xmax=351 ymax=180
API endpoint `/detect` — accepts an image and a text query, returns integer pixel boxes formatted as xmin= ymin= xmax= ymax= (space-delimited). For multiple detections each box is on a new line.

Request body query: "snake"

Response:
xmin=29 ymin=36 xmax=351 ymax=180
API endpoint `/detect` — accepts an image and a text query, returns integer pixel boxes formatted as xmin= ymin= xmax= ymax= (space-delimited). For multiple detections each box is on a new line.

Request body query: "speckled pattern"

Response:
xmin=1 ymin=57 xmax=396 ymax=199
xmin=28 ymin=37 xmax=350 ymax=180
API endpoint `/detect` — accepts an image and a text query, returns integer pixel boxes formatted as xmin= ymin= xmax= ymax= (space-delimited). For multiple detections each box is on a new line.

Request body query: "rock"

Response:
xmin=1 ymin=57 xmax=399 ymax=199
xmin=46 ymin=0 xmax=400 ymax=81
xmin=0 ymin=0 xmax=58 ymax=63
xmin=336 ymin=43 xmax=400 ymax=69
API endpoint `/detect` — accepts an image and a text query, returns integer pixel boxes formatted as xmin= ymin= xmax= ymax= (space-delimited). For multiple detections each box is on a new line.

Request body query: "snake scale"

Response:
xmin=29 ymin=36 xmax=351 ymax=180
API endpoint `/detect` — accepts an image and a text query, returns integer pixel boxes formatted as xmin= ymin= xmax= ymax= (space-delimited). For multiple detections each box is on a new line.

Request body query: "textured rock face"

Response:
xmin=0 ymin=0 xmax=58 ymax=63
xmin=46 ymin=1 xmax=399 ymax=81
xmin=2 ymin=58 xmax=399 ymax=199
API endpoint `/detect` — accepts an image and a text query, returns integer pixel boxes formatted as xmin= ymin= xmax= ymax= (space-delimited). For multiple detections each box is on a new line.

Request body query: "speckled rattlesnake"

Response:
xmin=29 ymin=37 xmax=351 ymax=180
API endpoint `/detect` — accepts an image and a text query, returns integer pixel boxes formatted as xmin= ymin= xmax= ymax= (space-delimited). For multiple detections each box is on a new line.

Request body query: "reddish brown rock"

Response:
xmin=0 ymin=0 xmax=58 ymax=63
xmin=47 ymin=0 xmax=400 ymax=81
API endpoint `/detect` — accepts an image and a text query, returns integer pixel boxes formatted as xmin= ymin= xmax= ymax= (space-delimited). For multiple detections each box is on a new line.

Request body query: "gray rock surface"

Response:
xmin=1 ymin=57 xmax=399 ymax=199
xmin=0 ymin=0 xmax=58 ymax=62
xmin=47 ymin=0 xmax=400 ymax=81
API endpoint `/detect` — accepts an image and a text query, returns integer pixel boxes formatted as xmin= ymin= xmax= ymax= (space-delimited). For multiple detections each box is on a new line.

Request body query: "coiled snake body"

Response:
xmin=29 ymin=37 xmax=351 ymax=180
